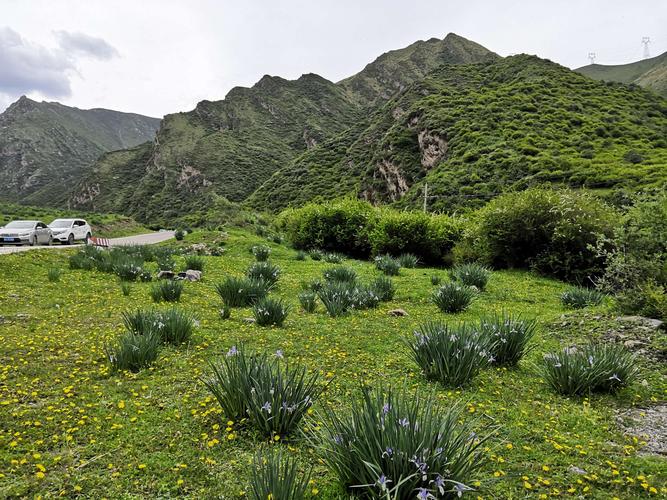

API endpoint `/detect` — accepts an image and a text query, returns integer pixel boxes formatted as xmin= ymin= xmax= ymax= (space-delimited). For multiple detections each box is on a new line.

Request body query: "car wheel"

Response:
xmin=67 ymin=233 xmax=74 ymax=245
xmin=45 ymin=237 xmax=51 ymax=247
xmin=30 ymin=236 xmax=37 ymax=246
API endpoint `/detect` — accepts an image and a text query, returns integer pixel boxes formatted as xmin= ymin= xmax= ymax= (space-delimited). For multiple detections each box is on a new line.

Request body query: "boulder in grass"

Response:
xmin=184 ymin=270 xmax=202 ymax=282
xmin=157 ymin=270 xmax=175 ymax=280
xmin=388 ymin=309 xmax=408 ymax=317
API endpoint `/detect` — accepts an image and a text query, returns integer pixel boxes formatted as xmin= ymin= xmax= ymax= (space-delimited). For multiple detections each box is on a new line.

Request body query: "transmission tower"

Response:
xmin=588 ymin=52 xmax=596 ymax=64
xmin=642 ymin=37 xmax=651 ymax=59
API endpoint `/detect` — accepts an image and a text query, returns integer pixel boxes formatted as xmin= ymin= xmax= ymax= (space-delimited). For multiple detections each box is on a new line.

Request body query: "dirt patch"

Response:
xmin=617 ymin=404 xmax=667 ymax=456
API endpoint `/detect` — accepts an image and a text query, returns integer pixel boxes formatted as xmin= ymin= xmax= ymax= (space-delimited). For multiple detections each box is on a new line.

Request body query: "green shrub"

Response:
xmin=432 ymin=283 xmax=476 ymax=313
xmin=219 ymin=306 xmax=231 ymax=320
xmin=371 ymin=276 xmax=395 ymax=302
xmin=150 ymin=280 xmax=183 ymax=303
xmin=184 ymin=255 xmax=205 ymax=271
xmin=397 ymin=253 xmax=419 ymax=268
xmin=316 ymin=385 xmax=487 ymax=498
xmin=543 ymin=344 xmax=638 ymax=395
xmin=407 ymin=322 xmax=493 ymax=387
xmin=47 ymin=268 xmax=61 ymax=282
xmin=308 ymin=249 xmax=323 ymax=261
xmin=615 ymin=282 xmax=667 ymax=320
xmin=450 ymin=263 xmax=491 ymax=291
xmin=155 ymin=254 xmax=176 ymax=272
xmin=252 ymin=245 xmax=271 ymax=262
xmin=174 ymin=229 xmax=185 ymax=241
xmin=317 ymin=281 xmax=379 ymax=317
xmin=295 ymin=250 xmax=307 ymax=261
xmin=105 ymin=331 xmax=161 ymax=373
xmin=374 ymin=255 xmax=400 ymax=276
xmin=430 ymin=275 xmax=442 ymax=286
xmin=203 ymin=346 xmax=324 ymax=436
xmin=215 ymin=276 xmax=272 ymax=307
xmin=323 ymin=266 xmax=357 ymax=284
xmin=120 ymin=281 xmax=131 ymax=296
xmin=123 ymin=308 xmax=194 ymax=344
xmin=253 ymin=297 xmax=290 ymax=327
xmin=478 ymin=313 xmax=537 ymax=366
xmin=69 ymin=252 xmax=95 ymax=270
xmin=298 ymin=291 xmax=317 ymax=313
xmin=249 ymin=448 xmax=311 ymax=500
xmin=247 ymin=262 xmax=281 ymax=287
xmin=457 ymin=188 xmax=616 ymax=282
xmin=323 ymin=252 xmax=344 ymax=264
xmin=114 ymin=262 xmax=150 ymax=282
xmin=561 ymin=286 xmax=605 ymax=309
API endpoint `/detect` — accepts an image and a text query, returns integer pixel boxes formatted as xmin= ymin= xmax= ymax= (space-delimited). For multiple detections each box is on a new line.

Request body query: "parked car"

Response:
xmin=48 ymin=219 xmax=92 ymax=245
xmin=0 ymin=220 xmax=52 ymax=246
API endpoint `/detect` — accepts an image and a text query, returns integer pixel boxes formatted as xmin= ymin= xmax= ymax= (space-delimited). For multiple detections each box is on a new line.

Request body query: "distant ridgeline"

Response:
xmin=2 ymin=33 xmax=664 ymax=225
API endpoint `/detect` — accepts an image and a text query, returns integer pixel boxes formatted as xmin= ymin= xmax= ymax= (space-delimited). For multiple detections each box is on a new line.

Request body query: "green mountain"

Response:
xmin=249 ymin=55 xmax=667 ymax=213
xmin=0 ymin=97 xmax=160 ymax=206
xmin=70 ymin=34 xmax=497 ymax=223
xmin=576 ymin=51 xmax=667 ymax=98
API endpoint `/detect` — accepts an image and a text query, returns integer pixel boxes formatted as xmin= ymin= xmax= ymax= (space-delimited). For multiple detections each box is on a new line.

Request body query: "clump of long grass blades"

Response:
xmin=150 ymin=280 xmax=183 ymax=302
xmin=317 ymin=282 xmax=379 ymax=317
xmin=105 ymin=331 xmax=161 ymax=373
xmin=298 ymin=291 xmax=318 ymax=313
xmin=371 ymin=276 xmax=395 ymax=302
xmin=407 ymin=322 xmax=493 ymax=387
xmin=432 ymin=283 xmax=476 ymax=313
xmin=323 ymin=252 xmax=345 ymax=264
xmin=249 ymin=448 xmax=311 ymax=500
xmin=374 ymin=254 xmax=401 ymax=276
xmin=542 ymin=343 xmax=638 ymax=395
xmin=323 ymin=266 xmax=357 ymax=284
xmin=214 ymin=276 xmax=272 ymax=307
xmin=247 ymin=261 xmax=281 ymax=287
xmin=397 ymin=253 xmax=419 ymax=268
xmin=203 ymin=346 xmax=324 ymax=436
xmin=122 ymin=308 xmax=195 ymax=345
xmin=253 ymin=297 xmax=290 ymax=327
xmin=449 ymin=263 xmax=491 ymax=291
xmin=184 ymin=255 xmax=205 ymax=271
xmin=308 ymin=249 xmax=323 ymax=261
xmin=478 ymin=312 xmax=537 ymax=366
xmin=47 ymin=268 xmax=61 ymax=282
xmin=294 ymin=250 xmax=307 ymax=261
xmin=430 ymin=275 xmax=442 ymax=286
xmin=560 ymin=286 xmax=605 ymax=309
xmin=120 ymin=281 xmax=131 ymax=296
xmin=315 ymin=385 xmax=488 ymax=499
xmin=252 ymin=245 xmax=271 ymax=262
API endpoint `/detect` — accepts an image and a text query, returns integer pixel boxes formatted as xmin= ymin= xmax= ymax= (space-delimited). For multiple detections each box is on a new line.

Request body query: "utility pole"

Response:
xmin=588 ymin=52 xmax=596 ymax=64
xmin=642 ymin=37 xmax=651 ymax=59
xmin=423 ymin=182 xmax=428 ymax=213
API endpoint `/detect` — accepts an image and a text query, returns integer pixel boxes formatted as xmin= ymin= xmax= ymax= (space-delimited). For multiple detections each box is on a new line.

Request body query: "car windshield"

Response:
xmin=5 ymin=221 xmax=34 ymax=229
xmin=50 ymin=219 xmax=72 ymax=228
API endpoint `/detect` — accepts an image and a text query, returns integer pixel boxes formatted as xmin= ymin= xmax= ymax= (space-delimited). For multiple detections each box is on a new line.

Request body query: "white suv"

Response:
xmin=48 ymin=219 xmax=92 ymax=245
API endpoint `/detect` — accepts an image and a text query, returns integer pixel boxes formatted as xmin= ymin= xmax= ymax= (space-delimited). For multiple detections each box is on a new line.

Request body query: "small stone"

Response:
xmin=184 ymin=269 xmax=202 ymax=282
xmin=157 ymin=270 xmax=175 ymax=280
xmin=623 ymin=339 xmax=645 ymax=349
xmin=568 ymin=466 xmax=587 ymax=475
xmin=388 ymin=309 xmax=408 ymax=317
xmin=16 ymin=313 xmax=30 ymax=320
xmin=617 ymin=316 xmax=663 ymax=329
xmin=242 ymin=317 xmax=256 ymax=324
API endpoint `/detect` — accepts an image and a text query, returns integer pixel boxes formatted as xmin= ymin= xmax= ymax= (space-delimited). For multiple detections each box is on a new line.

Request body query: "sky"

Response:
xmin=1 ymin=0 xmax=666 ymax=118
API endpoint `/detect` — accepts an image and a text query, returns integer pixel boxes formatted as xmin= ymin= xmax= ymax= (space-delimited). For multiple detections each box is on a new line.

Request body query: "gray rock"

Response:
xmin=388 ymin=309 xmax=408 ymax=317
xmin=157 ymin=270 xmax=175 ymax=280
xmin=243 ymin=317 xmax=256 ymax=324
xmin=184 ymin=269 xmax=202 ymax=282
xmin=623 ymin=339 xmax=646 ymax=349
xmin=617 ymin=316 xmax=664 ymax=329
xmin=568 ymin=466 xmax=587 ymax=475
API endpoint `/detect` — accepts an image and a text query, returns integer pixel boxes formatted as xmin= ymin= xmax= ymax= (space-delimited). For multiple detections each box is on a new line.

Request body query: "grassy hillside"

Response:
xmin=576 ymin=51 xmax=667 ymax=98
xmin=249 ymin=55 xmax=667 ymax=213
xmin=0 ymin=201 xmax=148 ymax=238
xmin=70 ymin=34 xmax=496 ymax=223
xmin=0 ymin=228 xmax=664 ymax=497
xmin=0 ymin=97 xmax=160 ymax=206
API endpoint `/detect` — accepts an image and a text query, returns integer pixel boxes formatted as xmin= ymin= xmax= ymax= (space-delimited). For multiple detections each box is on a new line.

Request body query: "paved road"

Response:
xmin=0 ymin=231 xmax=175 ymax=255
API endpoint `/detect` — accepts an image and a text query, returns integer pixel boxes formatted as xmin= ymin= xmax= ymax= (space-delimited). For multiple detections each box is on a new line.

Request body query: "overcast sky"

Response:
xmin=1 ymin=0 xmax=666 ymax=118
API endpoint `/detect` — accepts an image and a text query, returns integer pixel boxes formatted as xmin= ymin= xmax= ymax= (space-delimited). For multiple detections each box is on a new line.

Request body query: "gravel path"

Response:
xmin=0 ymin=231 xmax=175 ymax=255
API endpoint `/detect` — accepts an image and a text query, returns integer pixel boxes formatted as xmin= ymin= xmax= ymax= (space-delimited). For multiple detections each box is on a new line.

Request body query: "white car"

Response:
xmin=0 ymin=220 xmax=52 ymax=246
xmin=48 ymin=218 xmax=92 ymax=245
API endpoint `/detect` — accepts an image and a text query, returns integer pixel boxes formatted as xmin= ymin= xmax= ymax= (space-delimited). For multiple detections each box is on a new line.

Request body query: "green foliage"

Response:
xmin=174 ymin=229 xmax=185 ymax=241
xmin=432 ymin=283 xmax=476 ymax=313
xmin=123 ymin=308 xmax=195 ymax=345
xmin=615 ymin=282 xmax=667 ymax=320
xmin=458 ymin=188 xmax=616 ymax=282
xmin=219 ymin=306 xmax=231 ymax=320
xmin=450 ymin=263 xmax=491 ymax=290
xmin=47 ymin=268 xmax=61 ymax=282
xmin=298 ymin=291 xmax=318 ymax=313
xmin=371 ymin=276 xmax=396 ymax=302
xmin=203 ymin=346 xmax=324 ymax=437
xmin=323 ymin=252 xmax=344 ymax=264
xmin=308 ymin=249 xmax=323 ymax=261
xmin=396 ymin=253 xmax=419 ymax=268
xmin=430 ymin=275 xmax=442 ymax=286
xmin=317 ymin=281 xmax=379 ymax=317
xmin=561 ymin=286 xmax=605 ymax=309
xmin=478 ymin=313 xmax=537 ymax=366
xmin=323 ymin=266 xmax=357 ymax=284
xmin=294 ymin=250 xmax=307 ymax=261
xmin=184 ymin=255 xmax=205 ymax=271
xmin=408 ymin=322 xmax=493 ymax=387
xmin=252 ymin=297 xmax=290 ymax=327
xmin=315 ymin=385 xmax=487 ymax=499
xmin=543 ymin=344 xmax=638 ymax=395
xmin=249 ymin=448 xmax=311 ymax=500
xmin=374 ymin=255 xmax=401 ymax=276
xmin=247 ymin=262 xmax=281 ymax=287
xmin=68 ymin=246 xmax=153 ymax=282
xmin=252 ymin=245 xmax=271 ymax=262
xmin=215 ymin=276 xmax=271 ymax=308
xmin=150 ymin=280 xmax=183 ymax=303
xmin=120 ymin=281 xmax=131 ymax=296
xmin=105 ymin=331 xmax=161 ymax=373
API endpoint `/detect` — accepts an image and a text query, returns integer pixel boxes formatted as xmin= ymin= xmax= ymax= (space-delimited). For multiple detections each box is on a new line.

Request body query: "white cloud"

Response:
xmin=54 ymin=30 xmax=119 ymax=60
